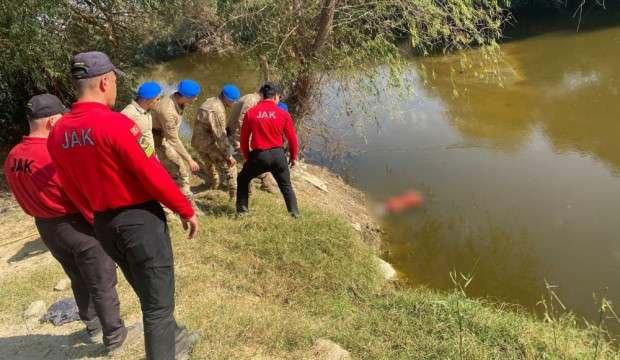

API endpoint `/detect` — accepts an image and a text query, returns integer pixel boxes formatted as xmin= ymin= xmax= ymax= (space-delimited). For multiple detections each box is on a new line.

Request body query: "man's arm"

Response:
xmin=226 ymin=102 xmax=242 ymax=139
xmin=283 ymin=115 xmax=299 ymax=163
xmin=110 ymin=118 xmax=195 ymax=220
xmin=239 ymin=114 xmax=252 ymax=160
xmin=211 ymin=111 xmax=234 ymax=160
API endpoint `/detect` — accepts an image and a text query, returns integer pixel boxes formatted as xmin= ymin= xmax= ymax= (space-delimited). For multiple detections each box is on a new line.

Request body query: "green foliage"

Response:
xmin=220 ymin=0 xmax=507 ymax=69
xmin=0 ymin=0 xmax=180 ymax=146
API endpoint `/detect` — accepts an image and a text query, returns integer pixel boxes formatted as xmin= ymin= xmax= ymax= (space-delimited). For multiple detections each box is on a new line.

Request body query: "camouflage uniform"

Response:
xmin=192 ymin=97 xmax=236 ymax=198
xmin=227 ymin=93 xmax=262 ymax=150
xmin=121 ymin=100 xmax=155 ymax=156
xmin=152 ymin=94 xmax=193 ymax=198
xmin=227 ymin=93 xmax=277 ymax=192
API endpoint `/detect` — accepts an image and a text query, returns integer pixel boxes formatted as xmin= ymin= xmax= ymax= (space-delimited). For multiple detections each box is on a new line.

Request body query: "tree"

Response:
xmin=0 ymin=0 xmax=179 ymax=145
xmin=215 ymin=0 xmax=507 ymax=112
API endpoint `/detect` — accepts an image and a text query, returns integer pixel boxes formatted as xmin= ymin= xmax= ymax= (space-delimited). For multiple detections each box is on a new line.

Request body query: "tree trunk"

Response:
xmin=289 ymin=0 xmax=338 ymax=121
xmin=311 ymin=0 xmax=337 ymax=55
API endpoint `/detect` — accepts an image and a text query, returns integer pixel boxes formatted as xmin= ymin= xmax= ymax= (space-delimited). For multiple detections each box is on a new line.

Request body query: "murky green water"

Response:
xmin=148 ymin=18 xmax=620 ymax=331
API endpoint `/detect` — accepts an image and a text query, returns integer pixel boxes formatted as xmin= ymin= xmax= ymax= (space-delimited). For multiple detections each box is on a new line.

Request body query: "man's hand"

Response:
xmin=289 ymin=158 xmax=296 ymax=169
xmin=226 ymin=156 xmax=237 ymax=167
xmin=189 ymin=159 xmax=200 ymax=172
xmin=181 ymin=214 xmax=199 ymax=239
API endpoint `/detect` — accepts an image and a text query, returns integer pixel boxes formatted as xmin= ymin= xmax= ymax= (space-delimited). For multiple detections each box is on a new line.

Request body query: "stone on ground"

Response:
xmin=375 ymin=257 xmax=397 ymax=281
xmin=24 ymin=300 xmax=46 ymax=319
xmin=312 ymin=338 xmax=351 ymax=360
xmin=54 ymin=277 xmax=71 ymax=291
xmin=298 ymin=172 xmax=328 ymax=192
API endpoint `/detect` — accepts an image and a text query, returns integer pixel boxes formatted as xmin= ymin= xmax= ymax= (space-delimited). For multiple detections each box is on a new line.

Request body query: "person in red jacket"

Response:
xmin=237 ymin=82 xmax=300 ymax=217
xmin=4 ymin=94 xmax=127 ymax=352
xmin=47 ymin=51 xmax=199 ymax=360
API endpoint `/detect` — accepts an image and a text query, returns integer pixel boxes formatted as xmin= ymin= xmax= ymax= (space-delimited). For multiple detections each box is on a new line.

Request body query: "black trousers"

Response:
xmin=94 ymin=201 xmax=177 ymax=360
xmin=236 ymin=147 xmax=299 ymax=214
xmin=35 ymin=214 xmax=125 ymax=347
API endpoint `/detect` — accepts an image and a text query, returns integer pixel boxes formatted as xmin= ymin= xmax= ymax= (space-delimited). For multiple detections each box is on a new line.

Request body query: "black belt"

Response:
xmin=254 ymin=146 xmax=284 ymax=153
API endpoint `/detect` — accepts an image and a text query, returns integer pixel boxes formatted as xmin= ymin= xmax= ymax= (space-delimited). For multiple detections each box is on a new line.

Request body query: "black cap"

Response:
xmin=26 ymin=94 xmax=67 ymax=119
xmin=259 ymin=82 xmax=282 ymax=99
xmin=71 ymin=51 xmax=125 ymax=79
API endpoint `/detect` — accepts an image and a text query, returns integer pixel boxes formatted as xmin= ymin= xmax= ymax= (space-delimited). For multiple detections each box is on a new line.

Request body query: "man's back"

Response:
xmin=4 ymin=137 xmax=78 ymax=218
xmin=196 ymin=97 xmax=227 ymax=146
xmin=153 ymin=94 xmax=182 ymax=131
xmin=241 ymin=100 xmax=298 ymax=161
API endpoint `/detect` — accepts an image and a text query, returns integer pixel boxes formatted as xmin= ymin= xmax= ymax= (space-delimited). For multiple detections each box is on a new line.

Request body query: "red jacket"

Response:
xmin=4 ymin=136 xmax=82 ymax=219
xmin=240 ymin=100 xmax=298 ymax=161
xmin=47 ymin=102 xmax=194 ymax=220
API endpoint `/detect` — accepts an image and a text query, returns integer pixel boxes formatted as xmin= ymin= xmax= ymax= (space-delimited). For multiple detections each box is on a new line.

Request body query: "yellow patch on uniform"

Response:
xmin=138 ymin=135 xmax=154 ymax=157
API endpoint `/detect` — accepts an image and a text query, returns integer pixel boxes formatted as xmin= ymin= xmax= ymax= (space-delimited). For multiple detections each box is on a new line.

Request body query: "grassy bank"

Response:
xmin=0 ymin=169 xmax=618 ymax=359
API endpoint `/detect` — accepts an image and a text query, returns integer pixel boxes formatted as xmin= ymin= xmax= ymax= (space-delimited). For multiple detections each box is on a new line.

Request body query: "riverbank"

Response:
xmin=0 ymin=164 xmax=617 ymax=359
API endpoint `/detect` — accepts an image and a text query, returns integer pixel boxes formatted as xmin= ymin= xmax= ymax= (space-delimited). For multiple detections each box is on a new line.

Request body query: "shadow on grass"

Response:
xmin=0 ymin=330 xmax=105 ymax=359
xmin=8 ymin=238 xmax=48 ymax=263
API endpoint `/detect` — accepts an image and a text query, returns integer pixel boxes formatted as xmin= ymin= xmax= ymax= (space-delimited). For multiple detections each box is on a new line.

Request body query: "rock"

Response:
xmin=23 ymin=300 xmax=46 ymax=319
xmin=375 ymin=257 xmax=397 ymax=281
xmin=312 ymin=339 xmax=351 ymax=360
xmin=54 ymin=278 xmax=71 ymax=291
xmin=301 ymin=173 xmax=328 ymax=192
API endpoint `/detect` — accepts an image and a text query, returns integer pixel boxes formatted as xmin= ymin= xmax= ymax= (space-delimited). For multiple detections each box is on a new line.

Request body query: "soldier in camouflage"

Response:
xmin=192 ymin=84 xmax=240 ymax=199
xmin=121 ymin=81 xmax=161 ymax=158
xmin=152 ymin=79 xmax=201 ymax=200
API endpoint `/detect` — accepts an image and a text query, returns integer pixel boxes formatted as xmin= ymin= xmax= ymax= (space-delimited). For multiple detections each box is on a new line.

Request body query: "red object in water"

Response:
xmin=383 ymin=190 xmax=424 ymax=214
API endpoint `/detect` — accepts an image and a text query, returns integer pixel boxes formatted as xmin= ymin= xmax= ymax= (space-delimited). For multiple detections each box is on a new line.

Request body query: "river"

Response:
xmin=146 ymin=15 xmax=620 ymax=333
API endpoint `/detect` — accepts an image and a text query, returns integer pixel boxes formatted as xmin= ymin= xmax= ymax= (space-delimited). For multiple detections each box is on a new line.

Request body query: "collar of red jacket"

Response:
xmin=21 ymin=136 xmax=47 ymax=144
xmin=257 ymin=99 xmax=278 ymax=106
xmin=71 ymin=101 xmax=111 ymax=112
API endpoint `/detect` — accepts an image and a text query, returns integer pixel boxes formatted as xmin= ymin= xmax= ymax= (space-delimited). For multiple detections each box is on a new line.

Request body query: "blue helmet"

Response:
xmin=177 ymin=79 xmax=201 ymax=98
xmin=137 ymin=81 xmax=162 ymax=100
xmin=277 ymin=102 xmax=289 ymax=112
xmin=221 ymin=84 xmax=241 ymax=102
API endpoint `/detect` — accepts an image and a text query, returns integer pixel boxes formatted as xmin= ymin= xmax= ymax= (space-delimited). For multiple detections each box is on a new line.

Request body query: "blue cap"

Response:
xmin=221 ymin=84 xmax=241 ymax=102
xmin=277 ymin=102 xmax=289 ymax=112
xmin=137 ymin=81 xmax=162 ymax=100
xmin=177 ymin=79 xmax=201 ymax=98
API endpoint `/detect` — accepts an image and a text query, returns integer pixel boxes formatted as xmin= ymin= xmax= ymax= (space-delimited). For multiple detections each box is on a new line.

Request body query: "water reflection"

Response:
xmin=307 ymin=24 xmax=620 ymax=331
xmin=425 ymin=25 xmax=620 ymax=171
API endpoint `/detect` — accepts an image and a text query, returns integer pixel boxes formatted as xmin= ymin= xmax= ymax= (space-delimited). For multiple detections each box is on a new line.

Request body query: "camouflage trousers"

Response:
xmin=156 ymin=141 xmax=192 ymax=200
xmin=196 ymin=148 xmax=237 ymax=198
